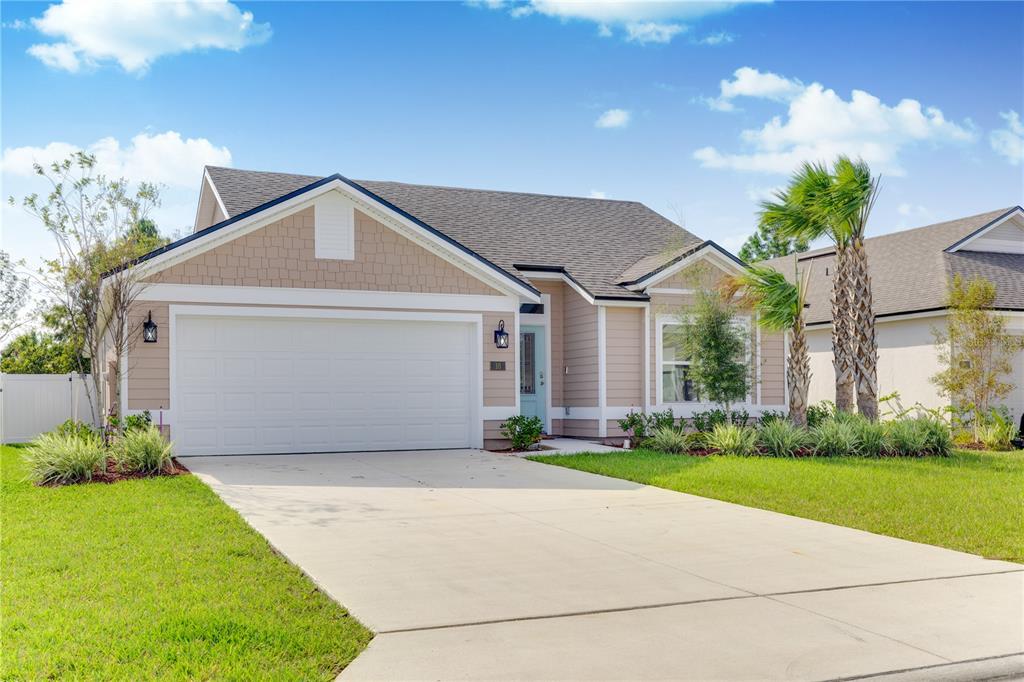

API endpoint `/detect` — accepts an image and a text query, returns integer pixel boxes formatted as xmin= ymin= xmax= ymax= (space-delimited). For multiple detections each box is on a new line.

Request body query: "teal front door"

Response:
xmin=520 ymin=325 xmax=546 ymax=429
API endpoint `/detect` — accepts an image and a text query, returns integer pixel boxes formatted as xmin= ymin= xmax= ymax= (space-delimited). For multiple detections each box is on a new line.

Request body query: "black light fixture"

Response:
xmin=142 ymin=311 xmax=158 ymax=343
xmin=493 ymin=319 xmax=509 ymax=349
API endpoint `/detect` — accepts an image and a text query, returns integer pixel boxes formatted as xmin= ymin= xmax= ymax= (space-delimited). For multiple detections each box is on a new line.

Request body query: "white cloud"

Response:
xmin=990 ymin=110 xmax=1024 ymax=165
xmin=588 ymin=189 xmax=607 ymax=199
xmin=895 ymin=203 xmax=932 ymax=229
xmin=478 ymin=0 xmax=765 ymax=44
xmin=2 ymin=19 xmax=27 ymax=30
xmin=702 ymin=66 xmax=803 ymax=111
xmin=624 ymin=21 xmax=684 ymax=44
xmin=595 ymin=108 xmax=631 ymax=128
xmin=26 ymin=0 xmax=270 ymax=75
xmin=696 ymin=30 xmax=735 ymax=46
xmin=745 ymin=185 xmax=781 ymax=202
xmin=694 ymin=68 xmax=976 ymax=175
xmin=2 ymin=131 xmax=231 ymax=187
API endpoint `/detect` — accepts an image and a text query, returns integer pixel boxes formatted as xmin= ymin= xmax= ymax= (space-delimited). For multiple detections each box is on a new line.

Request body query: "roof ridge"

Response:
xmin=355 ymin=178 xmax=643 ymax=205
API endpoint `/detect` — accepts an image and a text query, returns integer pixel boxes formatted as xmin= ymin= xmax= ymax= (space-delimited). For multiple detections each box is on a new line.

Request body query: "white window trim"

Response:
xmin=161 ymin=305 xmax=486 ymax=449
xmin=517 ymin=293 xmax=552 ymax=434
xmin=655 ymin=312 xmax=754 ymax=411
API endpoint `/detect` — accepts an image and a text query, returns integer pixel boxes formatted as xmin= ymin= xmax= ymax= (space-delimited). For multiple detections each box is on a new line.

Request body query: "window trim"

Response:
xmin=655 ymin=313 xmax=752 ymax=408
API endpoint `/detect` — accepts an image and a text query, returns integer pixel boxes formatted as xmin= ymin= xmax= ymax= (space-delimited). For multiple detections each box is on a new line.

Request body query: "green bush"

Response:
xmin=500 ymin=415 xmax=544 ymax=451
xmin=53 ymin=419 xmax=99 ymax=442
xmin=122 ymin=411 xmax=152 ymax=432
xmin=977 ymin=413 xmax=1015 ymax=451
xmin=649 ymin=409 xmax=676 ymax=431
xmin=706 ymin=424 xmax=758 ymax=456
xmin=692 ymin=409 xmax=750 ymax=432
xmin=24 ymin=432 xmax=106 ymax=485
xmin=885 ymin=418 xmax=929 ymax=456
xmin=114 ymin=426 xmax=173 ymax=475
xmin=848 ymin=415 xmax=888 ymax=457
xmin=811 ymin=418 xmax=858 ymax=457
xmin=758 ymin=410 xmax=788 ymax=426
xmin=757 ymin=419 xmax=808 ymax=457
xmin=917 ymin=417 xmax=953 ymax=456
xmin=806 ymin=401 xmax=835 ymax=428
xmin=647 ymin=426 xmax=689 ymax=454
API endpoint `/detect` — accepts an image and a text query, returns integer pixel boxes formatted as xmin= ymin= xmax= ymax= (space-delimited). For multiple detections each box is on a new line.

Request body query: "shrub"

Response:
xmin=977 ymin=413 xmax=1015 ymax=451
xmin=647 ymin=426 xmax=689 ymax=454
xmin=812 ymin=418 xmax=858 ymax=457
xmin=706 ymin=424 xmax=758 ymax=456
xmin=500 ymin=415 xmax=544 ymax=451
xmin=649 ymin=409 xmax=676 ymax=432
xmin=806 ymin=401 xmax=835 ymax=428
xmin=114 ymin=426 xmax=173 ymax=475
xmin=917 ymin=417 xmax=953 ymax=456
xmin=885 ymin=418 xmax=930 ymax=456
xmin=692 ymin=408 xmax=750 ymax=432
xmin=24 ymin=432 xmax=106 ymax=485
xmin=758 ymin=411 xmax=788 ymax=427
xmin=757 ymin=419 xmax=808 ymax=457
xmin=848 ymin=415 xmax=888 ymax=457
xmin=53 ymin=419 xmax=99 ymax=442
xmin=122 ymin=411 xmax=152 ymax=432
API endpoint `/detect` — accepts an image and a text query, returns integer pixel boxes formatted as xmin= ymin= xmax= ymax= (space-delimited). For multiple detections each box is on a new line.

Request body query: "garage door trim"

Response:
xmin=167 ymin=304 xmax=485 ymax=453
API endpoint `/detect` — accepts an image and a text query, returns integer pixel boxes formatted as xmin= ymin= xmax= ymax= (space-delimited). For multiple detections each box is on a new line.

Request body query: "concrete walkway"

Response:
xmin=186 ymin=449 xmax=1024 ymax=681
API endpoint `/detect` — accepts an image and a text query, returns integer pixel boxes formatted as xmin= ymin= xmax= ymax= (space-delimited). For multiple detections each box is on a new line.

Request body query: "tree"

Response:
xmin=669 ymin=290 xmax=750 ymax=423
xmin=0 ymin=331 xmax=85 ymax=374
xmin=738 ymin=223 xmax=810 ymax=263
xmin=827 ymin=157 xmax=881 ymax=420
xmin=760 ymin=161 xmax=857 ymax=413
xmin=9 ymin=152 xmax=163 ymax=425
xmin=1 ymin=250 xmax=30 ymax=345
xmin=725 ymin=263 xmax=813 ymax=427
xmin=931 ymin=275 xmax=1024 ymax=437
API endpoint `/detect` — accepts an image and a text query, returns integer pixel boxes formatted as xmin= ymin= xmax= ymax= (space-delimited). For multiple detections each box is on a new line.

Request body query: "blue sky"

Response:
xmin=2 ymin=0 xmax=1022 ymax=268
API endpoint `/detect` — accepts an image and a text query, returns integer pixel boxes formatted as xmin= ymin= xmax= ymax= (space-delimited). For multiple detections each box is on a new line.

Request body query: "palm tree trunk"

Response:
xmin=788 ymin=317 xmax=810 ymax=428
xmin=832 ymin=245 xmax=856 ymax=412
xmin=850 ymin=237 xmax=878 ymax=419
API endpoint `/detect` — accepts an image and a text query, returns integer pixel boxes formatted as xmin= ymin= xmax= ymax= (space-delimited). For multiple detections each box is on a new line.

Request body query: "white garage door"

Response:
xmin=174 ymin=314 xmax=476 ymax=455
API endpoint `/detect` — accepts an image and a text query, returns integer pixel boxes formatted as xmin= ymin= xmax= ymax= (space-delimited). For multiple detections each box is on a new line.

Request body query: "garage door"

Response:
xmin=174 ymin=314 xmax=476 ymax=455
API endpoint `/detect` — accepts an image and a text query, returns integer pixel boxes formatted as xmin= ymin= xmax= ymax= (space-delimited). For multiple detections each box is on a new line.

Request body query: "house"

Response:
xmin=102 ymin=166 xmax=786 ymax=455
xmin=763 ymin=206 xmax=1024 ymax=421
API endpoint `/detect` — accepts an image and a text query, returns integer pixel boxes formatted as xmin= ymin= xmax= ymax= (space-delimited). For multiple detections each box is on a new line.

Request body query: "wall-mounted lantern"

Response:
xmin=142 ymin=311 xmax=158 ymax=343
xmin=493 ymin=319 xmax=509 ymax=349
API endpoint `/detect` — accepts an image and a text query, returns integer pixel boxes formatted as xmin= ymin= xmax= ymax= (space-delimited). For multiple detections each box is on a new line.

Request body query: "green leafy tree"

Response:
xmin=669 ymin=290 xmax=749 ymax=423
xmin=1 ymin=250 xmax=30 ymax=345
xmin=738 ymin=223 xmax=810 ymax=263
xmin=931 ymin=275 xmax=1024 ymax=437
xmin=726 ymin=263 xmax=813 ymax=427
xmin=0 ymin=331 xmax=85 ymax=374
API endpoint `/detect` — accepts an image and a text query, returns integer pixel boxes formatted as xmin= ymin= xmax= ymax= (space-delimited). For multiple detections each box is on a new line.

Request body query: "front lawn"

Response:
xmin=1 ymin=445 xmax=371 ymax=680
xmin=530 ymin=448 xmax=1024 ymax=563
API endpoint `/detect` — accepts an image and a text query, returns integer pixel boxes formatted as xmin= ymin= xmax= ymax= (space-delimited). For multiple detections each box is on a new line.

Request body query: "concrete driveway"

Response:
xmin=187 ymin=449 xmax=1024 ymax=681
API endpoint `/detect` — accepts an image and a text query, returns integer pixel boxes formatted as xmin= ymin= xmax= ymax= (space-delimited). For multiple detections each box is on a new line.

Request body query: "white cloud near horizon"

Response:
xmin=475 ymin=0 xmax=765 ymax=44
xmin=26 ymin=0 xmax=270 ymax=74
xmin=694 ymin=67 xmax=976 ymax=175
xmin=2 ymin=131 xmax=232 ymax=187
xmin=595 ymin=108 xmax=631 ymax=128
xmin=588 ymin=189 xmax=607 ymax=198
xmin=990 ymin=110 xmax=1024 ymax=165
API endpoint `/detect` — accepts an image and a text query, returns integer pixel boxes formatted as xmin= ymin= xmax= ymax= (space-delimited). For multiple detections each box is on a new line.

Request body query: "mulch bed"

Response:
xmin=90 ymin=457 xmax=191 ymax=484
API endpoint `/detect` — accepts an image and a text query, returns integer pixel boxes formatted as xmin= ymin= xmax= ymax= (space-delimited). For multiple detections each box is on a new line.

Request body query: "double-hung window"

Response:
xmin=661 ymin=323 xmax=698 ymax=402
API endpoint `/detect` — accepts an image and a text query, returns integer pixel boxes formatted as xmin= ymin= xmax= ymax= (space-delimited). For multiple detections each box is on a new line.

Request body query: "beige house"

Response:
xmin=103 ymin=166 xmax=785 ymax=455
xmin=764 ymin=206 xmax=1024 ymax=422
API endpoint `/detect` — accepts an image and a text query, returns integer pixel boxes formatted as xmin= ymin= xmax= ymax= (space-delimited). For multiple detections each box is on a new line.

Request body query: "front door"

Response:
xmin=520 ymin=325 xmax=546 ymax=429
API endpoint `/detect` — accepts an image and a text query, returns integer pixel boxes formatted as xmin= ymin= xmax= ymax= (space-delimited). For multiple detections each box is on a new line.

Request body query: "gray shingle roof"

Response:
xmin=204 ymin=166 xmax=702 ymax=299
xmin=761 ymin=207 xmax=1024 ymax=324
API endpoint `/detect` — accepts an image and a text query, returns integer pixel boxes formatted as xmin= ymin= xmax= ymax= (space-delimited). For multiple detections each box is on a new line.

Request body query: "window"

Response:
xmin=520 ymin=332 xmax=536 ymax=394
xmin=661 ymin=324 xmax=697 ymax=402
xmin=519 ymin=303 xmax=544 ymax=315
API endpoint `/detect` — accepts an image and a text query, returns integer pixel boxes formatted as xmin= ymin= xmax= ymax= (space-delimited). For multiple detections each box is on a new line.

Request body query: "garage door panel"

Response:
xmin=174 ymin=315 xmax=476 ymax=455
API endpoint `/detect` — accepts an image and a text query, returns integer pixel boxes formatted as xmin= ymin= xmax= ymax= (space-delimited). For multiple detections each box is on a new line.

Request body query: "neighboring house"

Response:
xmin=102 ymin=166 xmax=785 ymax=455
xmin=763 ymin=206 xmax=1024 ymax=421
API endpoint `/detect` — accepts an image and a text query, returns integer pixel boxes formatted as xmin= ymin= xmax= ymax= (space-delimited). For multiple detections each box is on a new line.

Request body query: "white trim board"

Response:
xmin=597 ymin=305 xmax=608 ymax=438
xmin=945 ymin=206 xmax=1024 ymax=253
xmin=137 ymin=283 xmax=517 ymax=312
xmin=624 ymin=244 xmax=746 ymax=291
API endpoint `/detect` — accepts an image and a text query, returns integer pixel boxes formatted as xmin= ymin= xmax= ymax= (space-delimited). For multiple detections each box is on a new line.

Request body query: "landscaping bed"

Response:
xmin=1 ymin=444 xmax=372 ymax=679
xmin=529 ymin=447 xmax=1024 ymax=563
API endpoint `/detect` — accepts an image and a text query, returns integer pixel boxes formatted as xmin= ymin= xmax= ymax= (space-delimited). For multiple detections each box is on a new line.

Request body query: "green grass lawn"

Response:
xmin=530 ymin=448 xmax=1024 ymax=563
xmin=1 ymin=445 xmax=371 ymax=680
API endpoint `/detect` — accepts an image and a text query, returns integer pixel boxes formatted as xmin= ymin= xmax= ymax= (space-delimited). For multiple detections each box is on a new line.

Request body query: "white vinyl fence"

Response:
xmin=0 ymin=374 xmax=95 ymax=444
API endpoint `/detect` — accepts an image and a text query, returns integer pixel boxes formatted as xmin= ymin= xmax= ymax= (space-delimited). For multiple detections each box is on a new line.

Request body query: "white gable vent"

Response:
xmin=314 ymin=191 xmax=355 ymax=260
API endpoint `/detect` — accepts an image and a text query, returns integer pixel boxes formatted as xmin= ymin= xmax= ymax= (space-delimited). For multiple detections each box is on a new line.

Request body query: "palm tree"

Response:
xmin=726 ymin=264 xmax=813 ymax=427
xmin=826 ymin=157 xmax=881 ymax=420
xmin=759 ymin=162 xmax=856 ymax=413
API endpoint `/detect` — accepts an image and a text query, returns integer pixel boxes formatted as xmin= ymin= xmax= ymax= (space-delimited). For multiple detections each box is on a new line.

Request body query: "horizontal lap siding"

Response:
xmin=564 ymin=287 xmax=598 ymax=407
xmin=533 ymin=281 xmax=565 ymax=408
xmin=561 ymin=419 xmax=598 ymax=438
xmin=483 ymin=312 xmax=515 ymax=408
xmin=759 ymin=330 xmax=785 ymax=406
xmin=606 ymin=307 xmax=643 ymax=407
